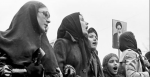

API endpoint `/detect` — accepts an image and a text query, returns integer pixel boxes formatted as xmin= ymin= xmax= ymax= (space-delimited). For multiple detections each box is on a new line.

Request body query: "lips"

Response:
xmin=92 ymin=42 xmax=97 ymax=45
xmin=113 ymin=66 xmax=118 ymax=70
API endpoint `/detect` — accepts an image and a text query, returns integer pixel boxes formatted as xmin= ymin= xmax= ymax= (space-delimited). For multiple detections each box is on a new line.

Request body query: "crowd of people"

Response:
xmin=0 ymin=1 xmax=149 ymax=77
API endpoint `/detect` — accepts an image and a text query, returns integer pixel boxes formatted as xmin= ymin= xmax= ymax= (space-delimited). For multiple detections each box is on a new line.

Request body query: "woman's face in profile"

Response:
xmin=79 ymin=15 xmax=88 ymax=36
xmin=37 ymin=7 xmax=50 ymax=32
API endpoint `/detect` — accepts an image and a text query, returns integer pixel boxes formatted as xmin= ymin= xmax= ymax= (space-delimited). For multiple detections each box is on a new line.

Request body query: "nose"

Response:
xmin=114 ymin=61 xmax=118 ymax=65
xmin=86 ymin=22 xmax=88 ymax=25
xmin=93 ymin=37 xmax=97 ymax=41
xmin=46 ymin=18 xmax=51 ymax=24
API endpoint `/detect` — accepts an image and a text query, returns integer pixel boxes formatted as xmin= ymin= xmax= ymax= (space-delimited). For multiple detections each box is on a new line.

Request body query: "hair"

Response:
xmin=145 ymin=51 xmax=150 ymax=61
xmin=88 ymin=27 xmax=98 ymax=38
xmin=116 ymin=22 xmax=122 ymax=29
xmin=102 ymin=53 xmax=118 ymax=68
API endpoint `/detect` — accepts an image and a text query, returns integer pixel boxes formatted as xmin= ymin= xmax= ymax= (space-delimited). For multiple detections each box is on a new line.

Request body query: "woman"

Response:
xmin=119 ymin=31 xmax=150 ymax=77
xmin=54 ymin=12 xmax=90 ymax=77
xmin=87 ymin=27 xmax=104 ymax=77
xmin=0 ymin=1 xmax=60 ymax=77
xmin=102 ymin=53 xmax=119 ymax=77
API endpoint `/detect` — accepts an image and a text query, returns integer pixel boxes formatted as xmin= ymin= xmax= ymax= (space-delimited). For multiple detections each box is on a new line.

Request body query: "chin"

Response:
xmin=91 ymin=47 xmax=96 ymax=50
xmin=91 ymin=46 xmax=96 ymax=49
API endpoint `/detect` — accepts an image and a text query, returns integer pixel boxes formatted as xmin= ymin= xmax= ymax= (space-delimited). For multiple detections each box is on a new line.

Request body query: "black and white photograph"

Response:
xmin=0 ymin=0 xmax=149 ymax=77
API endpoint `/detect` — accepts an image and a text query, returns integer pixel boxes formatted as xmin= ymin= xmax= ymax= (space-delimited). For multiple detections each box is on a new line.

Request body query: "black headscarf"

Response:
xmin=0 ymin=1 xmax=59 ymax=72
xmin=57 ymin=12 xmax=91 ymax=69
xmin=119 ymin=31 xmax=147 ymax=71
xmin=119 ymin=31 xmax=137 ymax=52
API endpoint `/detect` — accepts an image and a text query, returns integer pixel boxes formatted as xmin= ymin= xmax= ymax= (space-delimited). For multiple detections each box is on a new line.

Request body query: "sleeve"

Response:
xmin=97 ymin=58 xmax=104 ymax=77
xmin=54 ymin=39 xmax=68 ymax=74
xmin=125 ymin=52 xmax=149 ymax=77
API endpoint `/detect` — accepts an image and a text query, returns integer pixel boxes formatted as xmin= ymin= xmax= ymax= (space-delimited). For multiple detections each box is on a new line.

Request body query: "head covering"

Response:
xmin=40 ymin=33 xmax=59 ymax=75
xmin=119 ymin=31 xmax=137 ymax=52
xmin=0 ymin=1 xmax=47 ymax=66
xmin=57 ymin=12 xmax=91 ymax=68
xmin=102 ymin=53 xmax=118 ymax=77
xmin=88 ymin=27 xmax=98 ymax=39
xmin=145 ymin=51 xmax=150 ymax=60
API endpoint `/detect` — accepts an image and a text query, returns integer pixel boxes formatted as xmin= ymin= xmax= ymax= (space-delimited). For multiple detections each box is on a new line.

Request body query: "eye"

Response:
xmin=89 ymin=35 xmax=93 ymax=38
xmin=109 ymin=60 xmax=114 ymax=63
xmin=43 ymin=11 xmax=50 ymax=18
xmin=39 ymin=11 xmax=50 ymax=18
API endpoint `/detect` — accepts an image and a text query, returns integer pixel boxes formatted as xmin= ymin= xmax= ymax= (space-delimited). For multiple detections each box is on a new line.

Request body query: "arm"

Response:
xmin=54 ymin=39 xmax=67 ymax=74
xmin=125 ymin=52 xmax=149 ymax=77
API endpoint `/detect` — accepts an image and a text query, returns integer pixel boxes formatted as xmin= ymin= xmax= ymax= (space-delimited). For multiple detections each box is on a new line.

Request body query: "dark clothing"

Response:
xmin=119 ymin=31 xmax=149 ymax=77
xmin=54 ymin=32 xmax=89 ymax=77
xmin=113 ymin=33 xmax=119 ymax=49
xmin=57 ymin=12 xmax=91 ymax=69
xmin=103 ymin=70 xmax=119 ymax=77
xmin=88 ymin=50 xmax=104 ymax=77
xmin=0 ymin=1 xmax=59 ymax=76
xmin=119 ymin=31 xmax=137 ymax=52
xmin=55 ymin=12 xmax=91 ymax=77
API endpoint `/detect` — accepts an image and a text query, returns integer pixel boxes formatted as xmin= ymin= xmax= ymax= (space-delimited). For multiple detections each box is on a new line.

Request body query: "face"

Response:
xmin=117 ymin=25 xmax=122 ymax=34
xmin=107 ymin=56 xmax=119 ymax=75
xmin=79 ymin=15 xmax=88 ymax=36
xmin=88 ymin=32 xmax=98 ymax=49
xmin=37 ymin=7 xmax=50 ymax=32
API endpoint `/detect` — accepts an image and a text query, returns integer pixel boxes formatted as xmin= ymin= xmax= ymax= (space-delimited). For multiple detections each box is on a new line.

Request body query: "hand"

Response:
xmin=64 ymin=65 xmax=76 ymax=75
xmin=0 ymin=65 xmax=12 ymax=77
xmin=56 ymin=67 xmax=63 ymax=77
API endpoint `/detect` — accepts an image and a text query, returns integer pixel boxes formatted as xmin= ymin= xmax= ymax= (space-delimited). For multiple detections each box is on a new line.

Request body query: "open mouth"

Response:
xmin=113 ymin=66 xmax=118 ymax=70
xmin=92 ymin=42 xmax=97 ymax=45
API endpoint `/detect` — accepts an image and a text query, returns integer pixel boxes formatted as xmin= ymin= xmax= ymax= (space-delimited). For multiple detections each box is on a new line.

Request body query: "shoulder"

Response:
xmin=125 ymin=50 xmax=138 ymax=59
xmin=120 ymin=49 xmax=138 ymax=62
xmin=54 ymin=38 xmax=70 ymax=46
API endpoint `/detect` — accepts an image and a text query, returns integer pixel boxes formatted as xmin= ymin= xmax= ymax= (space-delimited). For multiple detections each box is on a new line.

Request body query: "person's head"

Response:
xmin=103 ymin=53 xmax=119 ymax=75
xmin=88 ymin=27 xmax=98 ymax=50
xmin=13 ymin=1 xmax=50 ymax=34
xmin=57 ymin=12 xmax=88 ymax=39
xmin=145 ymin=51 xmax=150 ymax=62
xmin=37 ymin=3 xmax=50 ymax=33
xmin=57 ymin=12 xmax=90 ymax=69
xmin=119 ymin=31 xmax=137 ymax=52
xmin=116 ymin=22 xmax=122 ymax=34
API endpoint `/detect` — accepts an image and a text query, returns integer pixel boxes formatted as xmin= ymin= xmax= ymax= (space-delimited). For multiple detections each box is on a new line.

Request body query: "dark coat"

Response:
xmin=113 ymin=33 xmax=119 ymax=49
xmin=54 ymin=33 xmax=89 ymax=77
xmin=88 ymin=50 xmax=104 ymax=77
xmin=0 ymin=1 xmax=59 ymax=77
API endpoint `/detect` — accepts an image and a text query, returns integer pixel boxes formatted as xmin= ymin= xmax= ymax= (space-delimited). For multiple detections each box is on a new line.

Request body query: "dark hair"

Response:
xmin=116 ymin=22 xmax=122 ymax=29
xmin=145 ymin=51 xmax=150 ymax=60
xmin=88 ymin=27 xmax=98 ymax=38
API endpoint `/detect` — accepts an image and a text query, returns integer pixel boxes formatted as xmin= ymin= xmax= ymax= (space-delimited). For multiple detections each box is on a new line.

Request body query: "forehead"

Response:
xmin=109 ymin=56 xmax=118 ymax=61
xmin=79 ymin=14 xmax=83 ymax=19
xmin=88 ymin=32 xmax=97 ymax=36
xmin=38 ymin=7 xmax=48 ymax=11
xmin=117 ymin=25 xmax=121 ymax=28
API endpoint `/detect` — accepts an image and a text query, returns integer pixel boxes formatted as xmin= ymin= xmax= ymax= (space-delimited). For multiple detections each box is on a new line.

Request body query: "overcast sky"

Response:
xmin=0 ymin=0 xmax=149 ymax=62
